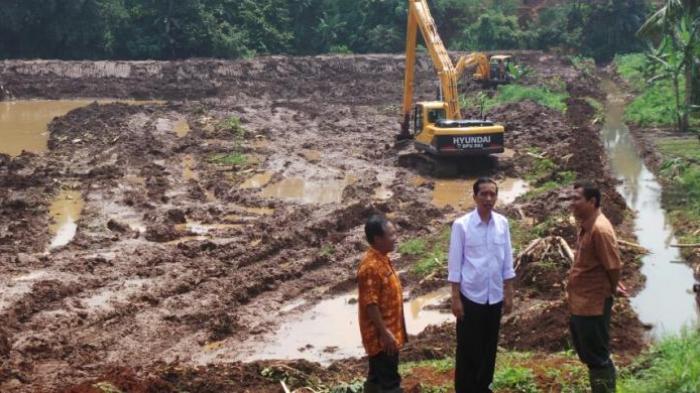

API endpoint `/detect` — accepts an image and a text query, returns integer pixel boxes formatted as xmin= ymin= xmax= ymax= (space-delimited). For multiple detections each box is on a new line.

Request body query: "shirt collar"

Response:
xmin=469 ymin=209 xmax=493 ymax=228
xmin=368 ymin=246 xmax=391 ymax=264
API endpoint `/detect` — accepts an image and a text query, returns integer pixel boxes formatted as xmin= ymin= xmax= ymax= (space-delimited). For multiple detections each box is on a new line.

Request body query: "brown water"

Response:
xmin=431 ymin=177 xmax=529 ymax=211
xmin=48 ymin=189 xmax=84 ymax=249
xmin=0 ymin=99 xmax=164 ymax=156
xmin=261 ymin=175 xmax=355 ymax=204
xmin=601 ymin=79 xmax=698 ymax=336
xmin=241 ymin=172 xmax=273 ymax=189
xmin=0 ymin=100 xmax=97 ymax=156
xmin=217 ymin=287 xmax=453 ymax=364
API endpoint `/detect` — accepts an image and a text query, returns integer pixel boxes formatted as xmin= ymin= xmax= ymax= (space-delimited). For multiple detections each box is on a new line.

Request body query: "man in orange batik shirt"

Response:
xmin=357 ymin=215 xmax=406 ymax=393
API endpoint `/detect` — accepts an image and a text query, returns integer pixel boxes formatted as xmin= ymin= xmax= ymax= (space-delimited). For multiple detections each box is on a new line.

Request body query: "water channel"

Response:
xmin=601 ymin=79 xmax=699 ymax=337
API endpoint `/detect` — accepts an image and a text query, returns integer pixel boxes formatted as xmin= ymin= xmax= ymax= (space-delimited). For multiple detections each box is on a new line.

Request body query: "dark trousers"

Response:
xmin=366 ymin=351 xmax=401 ymax=391
xmin=455 ymin=295 xmax=503 ymax=393
xmin=569 ymin=297 xmax=614 ymax=370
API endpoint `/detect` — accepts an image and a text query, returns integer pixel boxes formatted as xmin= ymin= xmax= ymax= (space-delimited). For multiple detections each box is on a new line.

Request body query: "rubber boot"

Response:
xmin=363 ymin=380 xmax=381 ymax=393
xmin=589 ymin=367 xmax=616 ymax=393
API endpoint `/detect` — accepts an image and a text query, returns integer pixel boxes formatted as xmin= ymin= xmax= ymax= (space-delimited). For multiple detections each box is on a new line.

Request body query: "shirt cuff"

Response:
xmin=447 ymin=271 xmax=461 ymax=283
xmin=503 ymin=270 xmax=516 ymax=280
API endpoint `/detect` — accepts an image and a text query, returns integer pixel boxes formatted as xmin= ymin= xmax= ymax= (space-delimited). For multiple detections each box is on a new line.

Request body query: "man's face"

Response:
xmin=374 ymin=222 xmax=397 ymax=254
xmin=473 ymin=182 xmax=498 ymax=213
xmin=570 ymin=187 xmax=595 ymax=220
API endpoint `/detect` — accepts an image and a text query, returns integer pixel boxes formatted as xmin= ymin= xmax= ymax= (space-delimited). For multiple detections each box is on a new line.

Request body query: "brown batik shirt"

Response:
xmin=567 ymin=211 xmax=622 ymax=316
xmin=357 ymin=247 xmax=407 ymax=356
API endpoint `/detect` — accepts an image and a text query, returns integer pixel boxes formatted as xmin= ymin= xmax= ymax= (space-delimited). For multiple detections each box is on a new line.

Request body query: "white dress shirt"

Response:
xmin=447 ymin=209 xmax=516 ymax=304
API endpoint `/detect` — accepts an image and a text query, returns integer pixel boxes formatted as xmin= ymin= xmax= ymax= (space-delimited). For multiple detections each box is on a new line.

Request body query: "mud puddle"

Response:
xmin=156 ymin=117 xmax=190 ymax=137
xmin=48 ymin=189 xmax=84 ymax=249
xmin=601 ymin=79 xmax=699 ymax=336
xmin=0 ymin=99 xmax=163 ymax=156
xmin=431 ymin=177 xmax=529 ymax=211
xmin=260 ymin=175 xmax=355 ymax=205
xmin=221 ymin=287 xmax=452 ymax=365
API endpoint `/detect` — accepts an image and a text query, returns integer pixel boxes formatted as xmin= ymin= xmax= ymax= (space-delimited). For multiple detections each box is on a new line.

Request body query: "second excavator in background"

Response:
xmin=397 ymin=0 xmax=505 ymax=156
xmin=456 ymin=53 xmax=516 ymax=85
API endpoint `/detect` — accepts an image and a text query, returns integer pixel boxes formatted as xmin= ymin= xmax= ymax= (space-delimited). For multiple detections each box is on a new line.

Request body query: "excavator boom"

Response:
xmin=401 ymin=0 xmax=461 ymax=134
xmin=398 ymin=0 xmax=505 ymax=156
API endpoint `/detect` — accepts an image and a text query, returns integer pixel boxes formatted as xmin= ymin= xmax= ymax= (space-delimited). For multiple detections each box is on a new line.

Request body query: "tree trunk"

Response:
xmin=673 ymin=74 xmax=684 ymax=131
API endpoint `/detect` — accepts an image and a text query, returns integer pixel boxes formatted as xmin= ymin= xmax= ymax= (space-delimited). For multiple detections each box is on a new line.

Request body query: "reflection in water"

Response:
xmin=227 ymin=288 xmax=452 ymax=364
xmin=601 ymin=79 xmax=698 ymax=337
xmin=49 ymin=189 xmax=84 ymax=249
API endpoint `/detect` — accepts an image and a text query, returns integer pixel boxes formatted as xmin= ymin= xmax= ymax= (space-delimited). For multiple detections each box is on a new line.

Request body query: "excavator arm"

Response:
xmin=400 ymin=0 xmax=461 ymax=137
xmin=455 ymin=52 xmax=490 ymax=81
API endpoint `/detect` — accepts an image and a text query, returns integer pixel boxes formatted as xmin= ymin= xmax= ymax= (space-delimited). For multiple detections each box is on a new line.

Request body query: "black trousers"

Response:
xmin=455 ymin=295 xmax=503 ymax=393
xmin=367 ymin=351 xmax=401 ymax=390
xmin=570 ymin=297 xmax=615 ymax=370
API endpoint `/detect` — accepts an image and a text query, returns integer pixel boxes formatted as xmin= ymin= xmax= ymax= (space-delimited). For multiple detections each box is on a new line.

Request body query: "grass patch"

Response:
xmin=655 ymin=137 xmax=700 ymax=253
xmin=492 ymin=366 xmax=540 ymax=393
xmin=584 ymin=96 xmax=605 ymax=122
xmin=625 ymin=79 xmax=683 ymax=127
xmin=319 ymin=244 xmax=336 ymax=257
xmin=400 ymin=357 xmax=454 ymax=376
xmin=489 ymin=84 xmax=569 ymax=113
xmin=509 ymin=219 xmax=538 ymax=255
xmin=209 ymin=152 xmax=247 ymax=166
xmin=399 ymin=227 xmax=451 ymax=278
xmin=461 ymin=84 xmax=568 ymax=114
xmin=619 ymin=330 xmax=700 ymax=393
xmin=614 ymin=52 xmax=689 ymax=127
xmin=521 ymin=149 xmax=576 ymax=200
xmin=211 ymin=115 xmax=249 ymax=168
xmin=614 ymin=53 xmax=647 ymax=91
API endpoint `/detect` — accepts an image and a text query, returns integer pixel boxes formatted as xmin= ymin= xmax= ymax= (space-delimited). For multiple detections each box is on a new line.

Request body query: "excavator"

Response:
xmin=456 ymin=53 xmax=515 ymax=85
xmin=397 ymin=0 xmax=505 ymax=156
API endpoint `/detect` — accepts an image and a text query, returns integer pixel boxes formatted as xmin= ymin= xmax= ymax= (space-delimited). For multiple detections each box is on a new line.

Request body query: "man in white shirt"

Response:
xmin=447 ymin=177 xmax=516 ymax=393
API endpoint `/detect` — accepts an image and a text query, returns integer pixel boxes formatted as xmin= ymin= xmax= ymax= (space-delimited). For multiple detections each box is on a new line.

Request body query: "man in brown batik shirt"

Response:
xmin=568 ymin=182 xmax=627 ymax=393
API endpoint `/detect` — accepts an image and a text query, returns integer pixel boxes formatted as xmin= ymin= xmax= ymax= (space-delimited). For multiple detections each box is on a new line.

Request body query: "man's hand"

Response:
xmin=503 ymin=294 xmax=513 ymax=315
xmin=451 ymin=296 xmax=464 ymax=320
xmin=616 ymin=281 xmax=629 ymax=297
xmin=380 ymin=329 xmax=399 ymax=355
xmin=503 ymin=280 xmax=514 ymax=315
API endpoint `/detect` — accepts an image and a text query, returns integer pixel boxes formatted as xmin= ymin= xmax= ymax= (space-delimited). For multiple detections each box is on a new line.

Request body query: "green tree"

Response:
xmin=639 ymin=0 xmax=700 ymax=131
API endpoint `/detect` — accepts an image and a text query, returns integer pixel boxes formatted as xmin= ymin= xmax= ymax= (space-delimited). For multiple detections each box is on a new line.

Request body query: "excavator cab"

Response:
xmin=489 ymin=55 xmax=514 ymax=84
xmin=411 ymin=102 xmax=504 ymax=155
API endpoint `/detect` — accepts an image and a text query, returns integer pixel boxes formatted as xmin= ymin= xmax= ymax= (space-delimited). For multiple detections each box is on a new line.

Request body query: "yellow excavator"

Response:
xmin=397 ymin=0 xmax=505 ymax=156
xmin=456 ymin=53 xmax=515 ymax=85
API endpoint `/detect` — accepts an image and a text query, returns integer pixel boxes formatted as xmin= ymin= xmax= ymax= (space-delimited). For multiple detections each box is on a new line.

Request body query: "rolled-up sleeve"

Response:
xmin=447 ymin=221 xmax=464 ymax=283
xmin=503 ymin=220 xmax=516 ymax=280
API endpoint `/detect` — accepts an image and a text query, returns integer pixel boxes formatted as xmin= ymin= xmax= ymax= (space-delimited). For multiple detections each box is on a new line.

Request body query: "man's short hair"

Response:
xmin=574 ymin=181 xmax=601 ymax=208
xmin=365 ymin=214 xmax=388 ymax=245
xmin=473 ymin=177 xmax=498 ymax=196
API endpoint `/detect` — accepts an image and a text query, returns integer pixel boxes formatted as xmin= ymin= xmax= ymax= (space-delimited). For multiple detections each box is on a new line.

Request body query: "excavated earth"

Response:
xmin=0 ymin=52 xmax=647 ymax=392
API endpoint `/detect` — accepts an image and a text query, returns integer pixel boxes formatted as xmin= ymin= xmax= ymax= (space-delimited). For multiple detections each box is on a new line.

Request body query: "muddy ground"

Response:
xmin=0 ymin=52 xmax=647 ymax=392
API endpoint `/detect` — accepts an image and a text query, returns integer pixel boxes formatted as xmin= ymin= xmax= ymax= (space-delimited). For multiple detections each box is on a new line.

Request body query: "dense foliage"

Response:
xmin=0 ymin=0 xmax=651 ymax=61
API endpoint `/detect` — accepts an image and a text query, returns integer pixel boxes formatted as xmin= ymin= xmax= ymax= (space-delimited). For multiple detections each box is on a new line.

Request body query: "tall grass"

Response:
xmin=619 ymin=330 xmax=700 ymax=393
xmin=614 ymin=52 xmax=688 ymax=127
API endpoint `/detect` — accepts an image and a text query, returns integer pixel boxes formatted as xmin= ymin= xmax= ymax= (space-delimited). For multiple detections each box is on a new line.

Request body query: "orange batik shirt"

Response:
xmin=357 ymin=247 xmax=407 ymax=356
